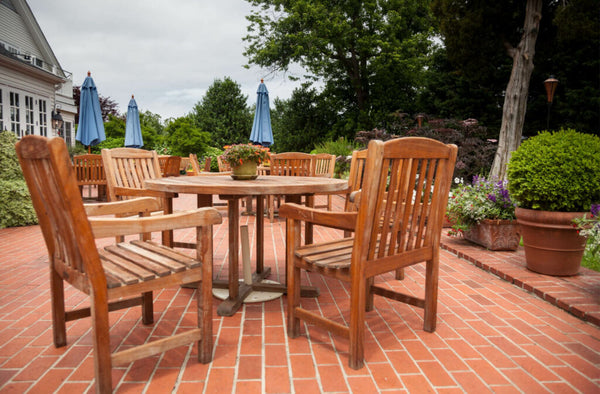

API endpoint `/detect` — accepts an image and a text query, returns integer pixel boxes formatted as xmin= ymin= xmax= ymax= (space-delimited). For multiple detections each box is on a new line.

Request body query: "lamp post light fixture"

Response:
xmin=544 ymin=76 xmax=559 ymax=130
xmin=416 ymin=113 xmax=425 ymax=128
xmin=52 ymin=109 xmax=63 ymax=136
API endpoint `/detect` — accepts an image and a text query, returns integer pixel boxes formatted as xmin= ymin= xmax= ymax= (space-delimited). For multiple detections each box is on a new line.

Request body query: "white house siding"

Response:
xmin=0 ymin=0 xmax=75 ymax=145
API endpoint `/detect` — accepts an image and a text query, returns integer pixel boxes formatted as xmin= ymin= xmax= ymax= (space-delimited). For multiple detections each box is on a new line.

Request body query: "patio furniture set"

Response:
xmin=16 ymin=135 xmax=457 ymax=392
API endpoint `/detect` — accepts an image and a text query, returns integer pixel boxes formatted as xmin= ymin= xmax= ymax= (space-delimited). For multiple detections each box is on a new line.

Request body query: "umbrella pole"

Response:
xmin=88 ymin=146 xmax=91 ymax=154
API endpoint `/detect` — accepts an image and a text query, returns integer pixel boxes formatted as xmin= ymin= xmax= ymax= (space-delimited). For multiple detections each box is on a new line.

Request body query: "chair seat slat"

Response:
xmin=98 ymin=248 xmax=156 ymax=280
xmin=131 ymin=240 xmax=200 ymax=268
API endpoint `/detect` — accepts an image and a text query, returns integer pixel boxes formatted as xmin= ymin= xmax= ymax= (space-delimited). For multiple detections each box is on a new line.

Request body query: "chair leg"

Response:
xmin=423 ymin=257 xmax=439 ymax=332
xmin=287 ymin=265 xmax=301 ymax=337
xmin=50 ymin=268 xmax=67 ymax=347
xmin=348 ymin=277 xmax=366 ymax=369
xmin=365 ymin=277 xmax=375 ymax=312
xmin=141 ymin=292 xmax=153 ymax=324
xmin=90 ymin=294 xmax=113 ymax=393
xmin=395 ymin=268 xmax=405 ymax=280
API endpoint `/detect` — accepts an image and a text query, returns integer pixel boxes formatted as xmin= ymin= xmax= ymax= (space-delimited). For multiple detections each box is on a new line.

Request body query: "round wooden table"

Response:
xmin=144 ymin=175 xmax=348 ymax=316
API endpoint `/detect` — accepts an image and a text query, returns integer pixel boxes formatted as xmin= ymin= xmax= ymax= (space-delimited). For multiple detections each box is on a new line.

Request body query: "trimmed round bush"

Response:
xmin=507 ymin=129 xmax=600 ymax=212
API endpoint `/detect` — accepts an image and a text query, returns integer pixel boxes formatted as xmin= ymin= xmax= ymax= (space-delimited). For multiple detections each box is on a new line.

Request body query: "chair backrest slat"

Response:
xmin=311 ymin=153 xmax=336 ymax=178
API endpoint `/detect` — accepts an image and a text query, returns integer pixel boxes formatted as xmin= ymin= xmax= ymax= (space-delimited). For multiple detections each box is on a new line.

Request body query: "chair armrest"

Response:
xmin=279 ymin=203 xmax=357 ymax=231
xmin=113 ymin=186 xmax=177 ymax=200
xmin=89 ymin=207 xmax=222 ymax=238
xmin=84 ymin=197 xmax=161 ymax=216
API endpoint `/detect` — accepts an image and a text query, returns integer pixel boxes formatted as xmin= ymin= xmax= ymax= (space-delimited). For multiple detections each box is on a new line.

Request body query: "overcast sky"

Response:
xmin=27 ymin=0 xmax=305 ymax=120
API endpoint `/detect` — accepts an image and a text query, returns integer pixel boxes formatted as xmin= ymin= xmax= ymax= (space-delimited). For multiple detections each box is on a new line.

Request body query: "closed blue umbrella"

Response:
xmin=249 ymin=79 xmax=273 ymax=147
xmin=125 ymin=95 xmax=143 ymax=148
xmin=76 ymin=71 xmax=105 ymax=152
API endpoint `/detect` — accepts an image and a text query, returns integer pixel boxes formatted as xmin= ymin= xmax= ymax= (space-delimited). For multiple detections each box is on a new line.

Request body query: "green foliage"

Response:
xmin=0 ymin=131 xmax=24 ymax=181
xmin=0 ymin=180 xmax=38 ymax=228
xmin=165 ymin=117 xmax=211 ymax=156
xmin=0 ymin=131 xmax=37 ymax=228
xmin=190 ymin=77 xmax=252 ymax=148
xmin=507 ymin=129 xmax=600 ymax=211
xmin=312 ymin=137 xmax=360 ymax=178
xmin=203 ymin=146 xmax=224 ymax=172
xmin=271 ymin=85 xmax=336 ymax=152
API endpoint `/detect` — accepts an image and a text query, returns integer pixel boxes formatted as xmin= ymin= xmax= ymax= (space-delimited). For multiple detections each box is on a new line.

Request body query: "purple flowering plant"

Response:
xmin=573 ymin=204 xmax=600 ymax=258
xmin=446 ymin=175 xmax=516 ymax=236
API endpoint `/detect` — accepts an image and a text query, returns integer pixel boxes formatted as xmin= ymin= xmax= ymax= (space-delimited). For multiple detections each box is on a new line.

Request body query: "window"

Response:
xmin=39 ymin=100 xmax=47 ymax=137
xmin=10 ymin=92 xmax=20 ymax=137
xmin=64 ymin=122 xmax=72 ymax=146
xmin=24 ymin=96 xmax=34 ymax=135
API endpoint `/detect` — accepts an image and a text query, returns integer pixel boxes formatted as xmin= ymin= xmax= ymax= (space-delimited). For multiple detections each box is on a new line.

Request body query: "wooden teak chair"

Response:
xmin=310 ymin=153 xmax=336 ymax=210
xmin=266 ymin=152 xmax=314 ymax=222
xmin=102 ymin=148 xmax=184 ymax=248
xmin=280 ymin=137 xmax=457 ymax=369
xmin=16 ymin=136 xmax=222 ymax=393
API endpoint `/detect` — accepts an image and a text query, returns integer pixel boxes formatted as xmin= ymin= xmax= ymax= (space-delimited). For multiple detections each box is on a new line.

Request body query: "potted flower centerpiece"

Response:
xmin=447 ymin=176 xmax=520 ymax=250
xmin=222 ymin=144 xmax=270 ymax=180
xmin=507 ymin=129 xmax=600 ymax=276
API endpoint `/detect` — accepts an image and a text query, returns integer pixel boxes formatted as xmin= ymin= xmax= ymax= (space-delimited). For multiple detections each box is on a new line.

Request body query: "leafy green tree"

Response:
xmin=190 ymin=77 xmax=253 ymax=148
xmin=139 ymin=110 xmax=165 ymax=149
xmin=270 ymin=85 xmax=336 ymax=152
xmin=165 ymin=117 xmax=211 ymax=156
xmin=244 ymin=0 xmax=434 ymax=133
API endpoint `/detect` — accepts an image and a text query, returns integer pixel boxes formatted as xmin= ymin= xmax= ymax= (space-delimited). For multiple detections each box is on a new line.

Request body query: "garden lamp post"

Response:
xmin=544 ymin=76 xmax=558 ymax=130
xmin=416 ymin=113 xmax=425 ymax=128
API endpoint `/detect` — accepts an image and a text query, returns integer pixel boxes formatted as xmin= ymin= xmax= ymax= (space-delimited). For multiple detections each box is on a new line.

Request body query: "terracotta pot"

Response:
xmin=464 ymin=219 xmax=520 ymax=251
xmin=231 ymin=161 xmax=258 ymax=180
xmin=515 ymin=207 xmax=586 ymax=276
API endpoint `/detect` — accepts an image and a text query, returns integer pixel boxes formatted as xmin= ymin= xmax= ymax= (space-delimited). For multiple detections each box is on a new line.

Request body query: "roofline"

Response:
xmin=0 ymin=53 xmax=65 ymax=84
xmin=13 ymin=0 xmax=66 ymax=79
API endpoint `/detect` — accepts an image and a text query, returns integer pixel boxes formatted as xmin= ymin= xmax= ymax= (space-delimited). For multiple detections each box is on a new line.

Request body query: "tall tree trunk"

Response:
xmin=489 ymin=0 xmax=543 ymax=180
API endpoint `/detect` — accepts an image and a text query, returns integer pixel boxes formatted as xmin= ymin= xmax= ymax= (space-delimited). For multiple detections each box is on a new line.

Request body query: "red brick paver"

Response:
xmin=0 ymin=192 xmax=598 ymax=393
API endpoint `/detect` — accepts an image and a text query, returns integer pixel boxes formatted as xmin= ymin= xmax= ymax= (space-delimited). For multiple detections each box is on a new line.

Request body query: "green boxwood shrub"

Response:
xmin=0 ymin=131 xmax=38 ymax=228
xmin=507 ymin=129 xmax=600 ymax=212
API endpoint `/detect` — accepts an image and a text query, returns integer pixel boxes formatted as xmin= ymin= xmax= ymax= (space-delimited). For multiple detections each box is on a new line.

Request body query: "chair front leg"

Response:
xmin=423 ymin=256 xmax=439 ymax=333
xmin=349 ymin=276 xmax=366 ymax=370
xmin=198 ymin=225 xmax=213 ymax=364
xmin=286 ymin=218 xmax=302 ymax=337
xmin=50 ymin=266 xmax=67 ymax=347
xmin=90 ymin=291 xmax=113 ymax=393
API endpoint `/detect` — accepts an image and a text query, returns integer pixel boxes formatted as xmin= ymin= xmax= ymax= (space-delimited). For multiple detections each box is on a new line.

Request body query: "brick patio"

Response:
xmin=0 ymin=191 xmax=599 ymax=393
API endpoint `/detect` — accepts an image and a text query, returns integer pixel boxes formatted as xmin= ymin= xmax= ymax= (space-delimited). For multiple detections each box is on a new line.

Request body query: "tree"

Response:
xmin=190 ymin=77 xmax=253 ymax=148
xmin=490 ymin=0 xmax=543 ymax=180
xmin=271 ymin=84 xmax=336 ymax=152
xmin=165 ymin=117 xmax=211 ymax=157
xmin=243 ymin=0 xmax=434 ymax=133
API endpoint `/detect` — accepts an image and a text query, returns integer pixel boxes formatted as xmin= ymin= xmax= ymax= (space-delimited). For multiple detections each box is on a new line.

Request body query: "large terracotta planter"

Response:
xmin=515 ymin=207 xmax=587 ymax=276
xmin=231 ymin=161 xmax=258 ymax=180
xmin=464 ymin=219 xmax=520 ymax=251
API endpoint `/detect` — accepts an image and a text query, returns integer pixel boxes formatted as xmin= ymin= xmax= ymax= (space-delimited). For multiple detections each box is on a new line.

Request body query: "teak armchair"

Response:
xmin=280 ymin=137 xmax=457 ymax=369
xmin=16 ymin=136 xmax=222 ymax=393
xmin=310 ymin=153 xmax=336 ymax=210
xmin=266 ymin=152 xmax=314 ymax=222
xmin=102 ymin=148 xmax=184 ymax=248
